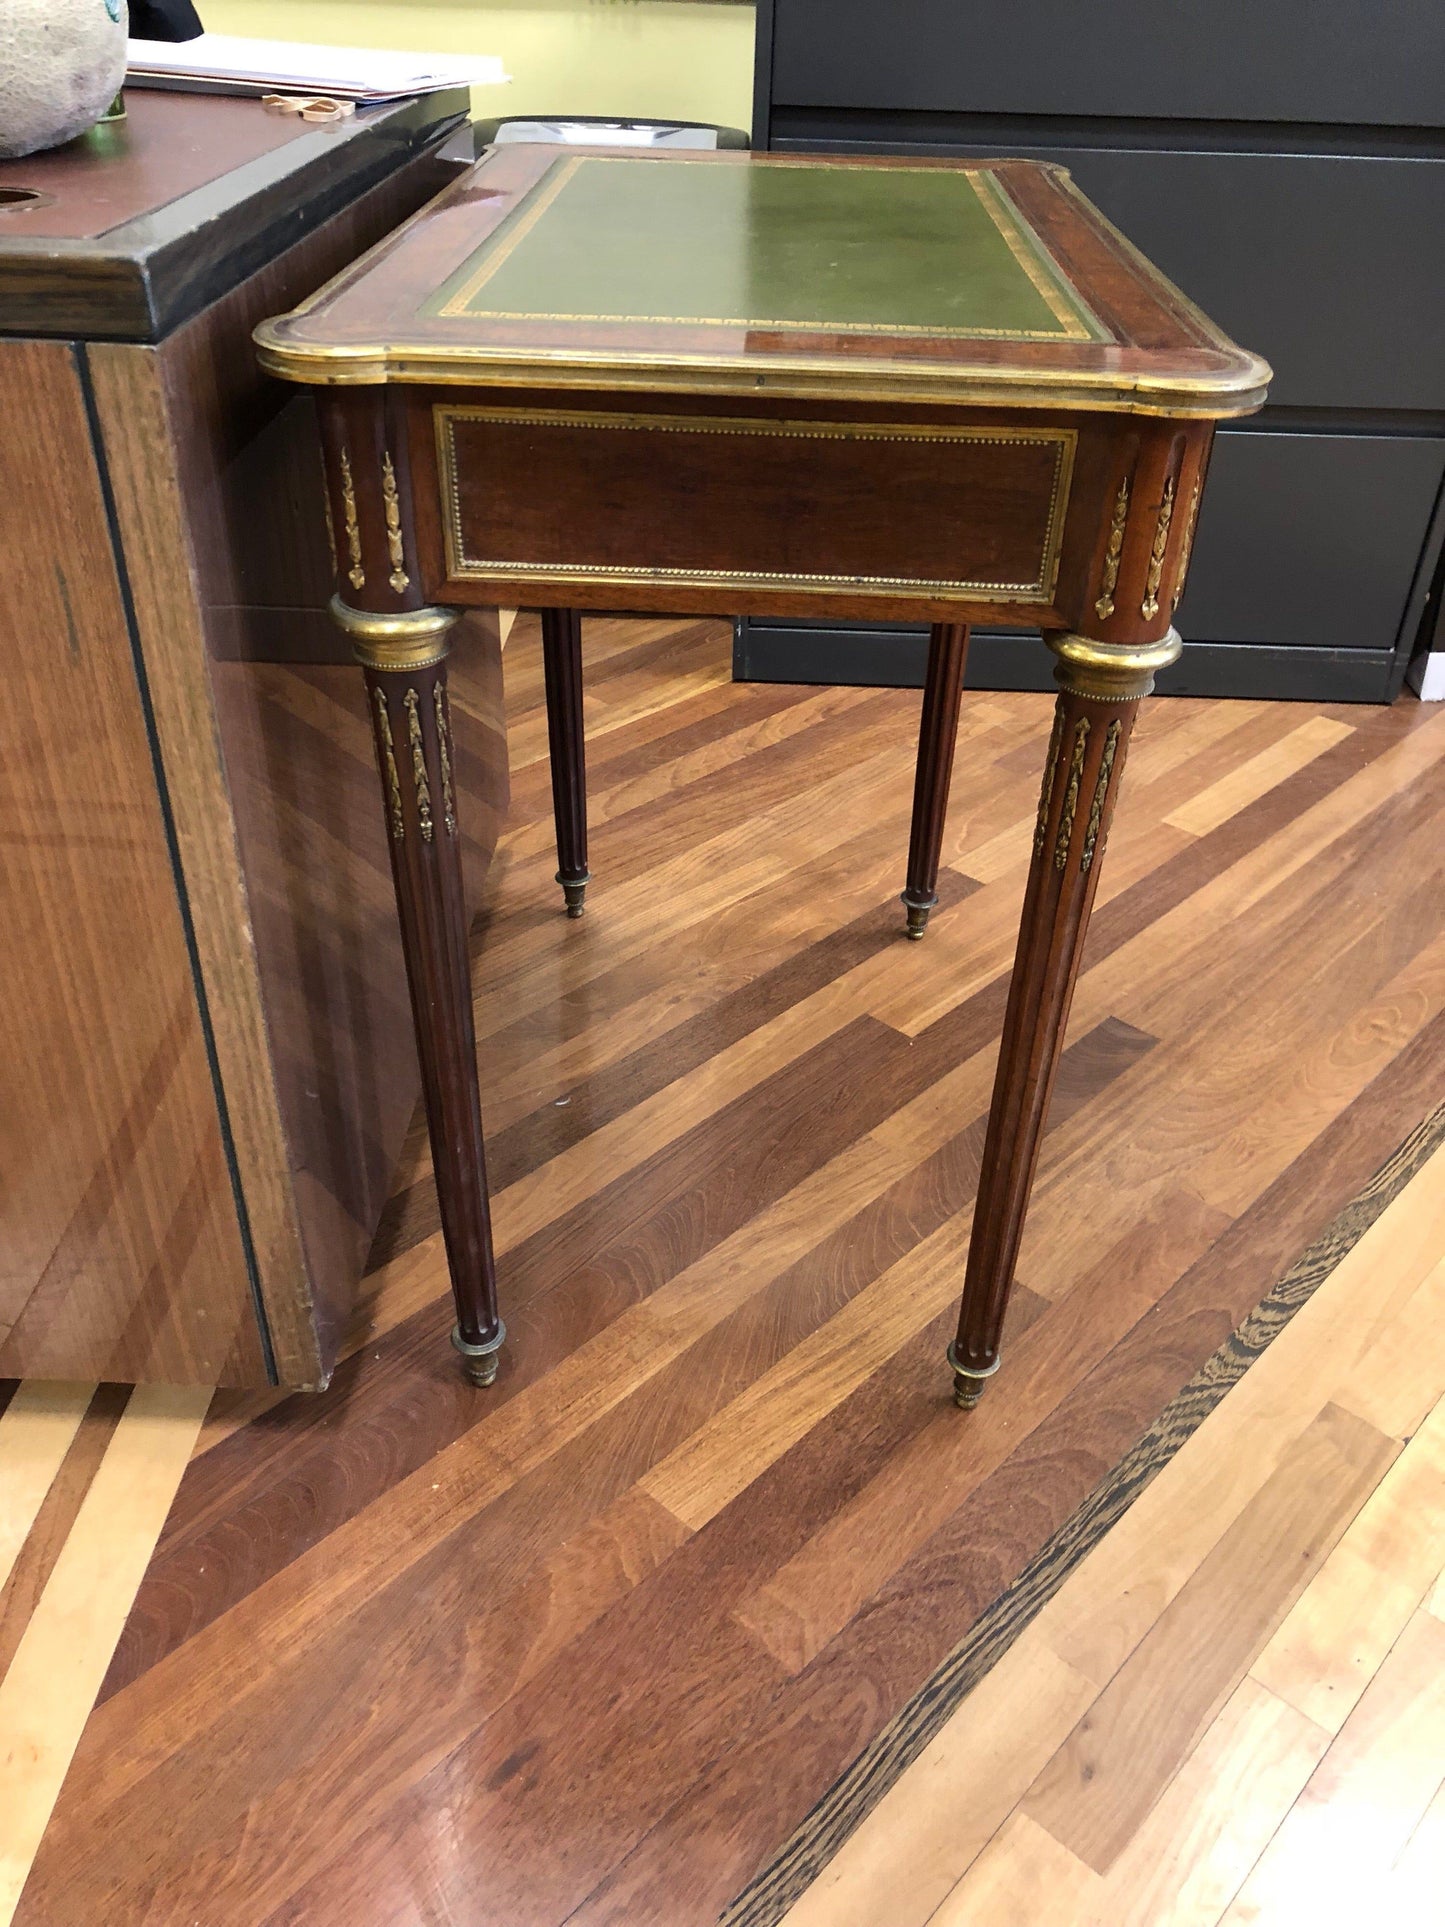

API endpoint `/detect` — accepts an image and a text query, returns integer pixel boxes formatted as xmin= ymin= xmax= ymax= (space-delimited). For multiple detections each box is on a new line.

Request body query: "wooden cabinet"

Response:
xmin=0 ymin=93 xmax=509 ymax=1389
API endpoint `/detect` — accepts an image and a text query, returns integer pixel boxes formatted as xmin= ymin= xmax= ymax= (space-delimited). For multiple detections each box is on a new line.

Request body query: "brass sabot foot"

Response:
xmin=451 ymin=1320 xmax=506 ymax=1388
xmin=947 ymin=1342 xmax=1000 ymax=1411
xmin=901 ymin=889 xmax=937 ymax=941
xmin=558 ymin=872 xmax=590 ymax=918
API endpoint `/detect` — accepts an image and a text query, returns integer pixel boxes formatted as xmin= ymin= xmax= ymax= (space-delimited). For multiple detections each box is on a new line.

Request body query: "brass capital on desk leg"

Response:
xmin=947 ymin=627 xmax=1181 ymax=1409
xmin=335 ymin=596 xmax=507 ymax=1386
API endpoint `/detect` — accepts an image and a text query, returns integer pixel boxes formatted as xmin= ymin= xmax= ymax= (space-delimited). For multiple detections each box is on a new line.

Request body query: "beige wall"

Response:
xmin=201 ymin=0 xmax=755 ymax=134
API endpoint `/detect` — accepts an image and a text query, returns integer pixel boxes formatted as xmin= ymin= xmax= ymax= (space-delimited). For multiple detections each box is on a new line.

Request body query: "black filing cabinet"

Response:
xmin=738 ymin=0 xmax=1445 ymax=701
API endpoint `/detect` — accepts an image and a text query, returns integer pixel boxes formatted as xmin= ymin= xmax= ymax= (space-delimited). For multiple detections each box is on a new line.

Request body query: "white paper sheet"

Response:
xmin=126 ymin=33 xmax=508 ymax=101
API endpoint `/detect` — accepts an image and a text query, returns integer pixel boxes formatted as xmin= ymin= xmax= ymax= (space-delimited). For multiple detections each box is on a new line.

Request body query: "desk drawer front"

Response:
xmin=433 ymin=405 xmax=1075 ymax=605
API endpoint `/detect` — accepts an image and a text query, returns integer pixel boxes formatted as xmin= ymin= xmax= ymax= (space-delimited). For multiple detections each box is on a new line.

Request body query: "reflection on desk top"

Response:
xmin=255 ymin=146 xmax=1270 ymax=417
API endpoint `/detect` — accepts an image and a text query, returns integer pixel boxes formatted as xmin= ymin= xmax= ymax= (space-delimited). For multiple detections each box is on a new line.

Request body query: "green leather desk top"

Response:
xmin=423 ymin=157 xmax=1103 ymax=344
xmin=256 ymin=148 xmax=1269 ymax=417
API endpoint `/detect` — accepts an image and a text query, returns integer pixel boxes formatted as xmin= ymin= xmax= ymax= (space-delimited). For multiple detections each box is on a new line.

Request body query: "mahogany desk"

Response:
xmin=256 ymin=146 xmax=1268 ymax=1406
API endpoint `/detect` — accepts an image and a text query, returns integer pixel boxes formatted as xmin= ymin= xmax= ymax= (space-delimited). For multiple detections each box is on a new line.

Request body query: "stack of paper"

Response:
xmin=126 ymin=34 xmax=508 ymax=102
xmin=494 ymin=121 xmax=722 ymax=149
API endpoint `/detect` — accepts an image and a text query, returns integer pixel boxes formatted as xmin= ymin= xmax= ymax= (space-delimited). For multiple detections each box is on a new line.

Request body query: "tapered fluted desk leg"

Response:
xmin=949 ymin=629 xmax=1182 ymax=1409
xmin=333 ymin=599 xmax=506 ymax=1386
xmin=902 ymin=620 xmax=971 ymax=939
xmin=541 ymin=606 xmax=590 ymax=917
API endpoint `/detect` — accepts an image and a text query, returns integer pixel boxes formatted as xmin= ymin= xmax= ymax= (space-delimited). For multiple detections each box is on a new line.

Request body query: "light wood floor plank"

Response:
xmin=1022 ymin=1403 xmax=1395 ymax=1872
xmin=1389 ymin=1770 xmax=1445 ymax=1921
xmin=928 ymin=1810 xmax=1099 ymax=1926
xmin=1331 ymin=1251 xmax=1445 ymax=1440
xmin=0 ymin=1385 xmax=94 ymax=1596
xmin=779 ymin=1639 xmax=1097 ymax=1927
xmin=1036 ymin=1139 xmax=1445 ymax=1689
xmin=1251 ymin=1393 xmax=1445 ymax=1732
xmin=1083 ymin=1678 xmax=1330 ymax=1927
xmin=1162 ymin=714 xmax=1354 ymax=837
xmin=1220 ymin=1609 xmax=1445 ymax=1925
xmin=0 ymin=1383 xmax=207 ymax=1925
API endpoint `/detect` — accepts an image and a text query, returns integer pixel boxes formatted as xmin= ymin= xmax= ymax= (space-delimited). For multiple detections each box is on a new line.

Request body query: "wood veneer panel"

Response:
xmin=0 ymin=338 xmax=262 ymax=1385
xmin=438 ymin=405 xmax=1075 ymax=612
xmin=86 ymin=343 xmax=317 ymax=1386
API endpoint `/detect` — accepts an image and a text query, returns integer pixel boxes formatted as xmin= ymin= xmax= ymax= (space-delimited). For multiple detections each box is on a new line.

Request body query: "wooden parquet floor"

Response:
xmin=776 ymin=1133 xmax=1445 ymax=1927
xmin=3 ymin=615 xmax=1445 ymax=1927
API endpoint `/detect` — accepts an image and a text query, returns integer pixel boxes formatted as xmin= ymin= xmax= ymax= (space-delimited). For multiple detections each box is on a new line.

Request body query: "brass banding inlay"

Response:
xmin=256 ymin=332 xmax=1271 ymax=417
xmin=436 ymin=406 xmax=1076 ymax=604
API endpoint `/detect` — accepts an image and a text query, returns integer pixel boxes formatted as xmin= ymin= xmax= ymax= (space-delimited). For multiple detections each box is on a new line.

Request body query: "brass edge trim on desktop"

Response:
xmin=434 ymin=407 xmax=1076 ymax=603
xmin=254 ymin=326 xmax=1271 ymax=418
xmin=424 ymin=311 xmax=1086 ymax=343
